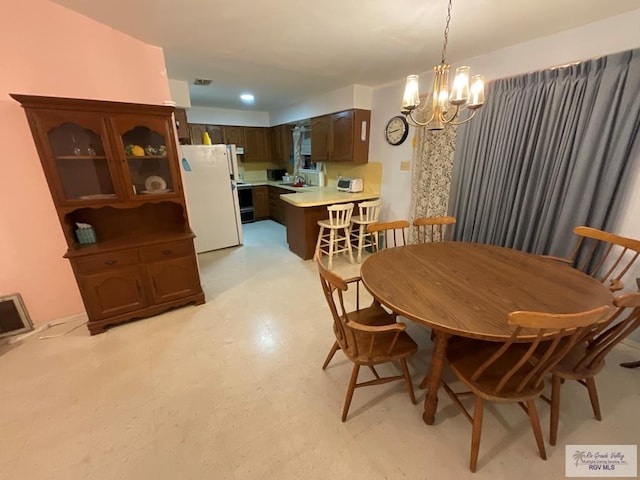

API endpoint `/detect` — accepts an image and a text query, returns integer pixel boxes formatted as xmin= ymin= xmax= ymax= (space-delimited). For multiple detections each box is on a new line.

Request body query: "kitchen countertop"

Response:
xmin=236 ymin=180 xmax=379 ymax=207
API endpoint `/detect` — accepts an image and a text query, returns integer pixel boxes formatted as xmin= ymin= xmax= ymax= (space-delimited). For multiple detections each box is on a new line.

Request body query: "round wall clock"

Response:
xmin=384 ymin=115 xmax=409 ymax=146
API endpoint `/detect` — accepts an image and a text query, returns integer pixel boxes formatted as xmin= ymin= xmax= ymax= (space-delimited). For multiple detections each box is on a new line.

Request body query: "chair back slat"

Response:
xmin=413 ymin=216 xmax=456 ymax=243
xmin=571 ymin=293 xmax=640 ymax=372
xmin=327 ymin=202 xmax=354 ymax=227
xmin=470 ymin=306 xmax=611 ymax=395
xmin=357 ymin=199 xmax=382 ymax=223
xmin=367 ymin=220 xmax=410 ymax=250
xmin=569 ymin=227 xmax=640 ymax=290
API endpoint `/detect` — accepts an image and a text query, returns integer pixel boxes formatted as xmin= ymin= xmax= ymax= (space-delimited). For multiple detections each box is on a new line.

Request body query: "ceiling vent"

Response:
xmin=193 ymin=78 xmax=212 ymax=86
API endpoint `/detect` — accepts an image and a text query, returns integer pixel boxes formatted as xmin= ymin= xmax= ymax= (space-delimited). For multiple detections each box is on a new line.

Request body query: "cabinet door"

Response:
xmin=146 ymin=256 xmax=201 ymax=304
xmin=30 ymin=110 xmax=124 ymax=205
xmin=271 ymin=125 xmax=293 ymax=166
xmin=311 ymin=115 xmax=330 ymax=162
xmin=206 ymin=125 xmax=225 ymax=144
xmin=110 ymin=116 xmax=182 ymax=200
xmin=244 ymin=127 xmax=271 ymax=162
xmin=224 ymin=126 xmax=245 ymax=148
xmin=190 ymin=124 xmax=206 ymax=145
xmin=79 ymin=265 xmax=147 ymax=320
xmin=253 ymin=186 xmax=269 ymax=220
xmin=330 ymin=110 xmax=354 ymax=162
xmin=174 ymin=109 xmax=190 ymax=141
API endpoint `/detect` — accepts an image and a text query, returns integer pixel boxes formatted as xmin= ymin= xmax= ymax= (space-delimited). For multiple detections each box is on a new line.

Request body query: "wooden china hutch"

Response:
xmin=11 ymin=94 xmax=205 ymax=334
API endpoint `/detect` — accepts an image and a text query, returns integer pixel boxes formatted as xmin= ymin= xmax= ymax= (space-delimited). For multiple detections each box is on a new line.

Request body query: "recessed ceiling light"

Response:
xmin=240 ymin=93 xmax=255 ymax=104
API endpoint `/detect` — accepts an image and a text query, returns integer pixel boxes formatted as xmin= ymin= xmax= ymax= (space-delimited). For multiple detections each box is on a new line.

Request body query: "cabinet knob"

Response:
xmin=105 ymin=259 xmax=117 ymax=265
xmin=162 ymin=249 xmax=172 ymax=255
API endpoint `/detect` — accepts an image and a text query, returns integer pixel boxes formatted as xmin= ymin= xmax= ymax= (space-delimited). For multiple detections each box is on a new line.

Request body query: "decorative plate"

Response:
xmin=144 ymin=175 xmax=167 ymax=191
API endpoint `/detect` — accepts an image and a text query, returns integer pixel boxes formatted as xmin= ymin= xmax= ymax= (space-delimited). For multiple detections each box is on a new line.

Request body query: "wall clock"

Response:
xmin=384 ymin=115 xmax=409 ymax=146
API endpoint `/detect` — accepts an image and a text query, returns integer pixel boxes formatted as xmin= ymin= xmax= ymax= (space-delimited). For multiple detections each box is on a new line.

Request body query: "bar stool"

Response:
xmin=315 ymin=202 xmax=355 ymax=270
xmin=350 ymin=199 xmax=382 ymax=263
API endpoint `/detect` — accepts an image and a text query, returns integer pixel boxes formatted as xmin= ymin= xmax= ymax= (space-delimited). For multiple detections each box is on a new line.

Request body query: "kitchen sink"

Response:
xmin=280 ymin=182 xmax=307 ymax=188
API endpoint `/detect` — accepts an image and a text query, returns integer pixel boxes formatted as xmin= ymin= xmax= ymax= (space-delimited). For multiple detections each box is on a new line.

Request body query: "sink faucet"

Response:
xmin=294 ymin=174 xmax=306 ymax=184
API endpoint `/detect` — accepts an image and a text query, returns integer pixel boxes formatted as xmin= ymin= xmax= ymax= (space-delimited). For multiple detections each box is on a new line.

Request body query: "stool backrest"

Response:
xmin=327 ymin=202 xmax=354 ymax=227
xmin=356 ymin=199 xmax=382 ymax=223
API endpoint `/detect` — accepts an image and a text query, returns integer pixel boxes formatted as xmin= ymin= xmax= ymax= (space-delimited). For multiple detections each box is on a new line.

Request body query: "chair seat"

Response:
xmin=346 ymin=329 xmax=418 ymax=365
xmin=351 ymin=215 xmax=377 ymax=225
xmin=447 ymin=338 xmax=543 ymax=401
xmin=318 ymin=218 xmax=351 ymax=229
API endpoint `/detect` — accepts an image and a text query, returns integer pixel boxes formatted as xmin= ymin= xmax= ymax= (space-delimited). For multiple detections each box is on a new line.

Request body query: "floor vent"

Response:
xmin=0 ymin=294 xmax=33 ymax=339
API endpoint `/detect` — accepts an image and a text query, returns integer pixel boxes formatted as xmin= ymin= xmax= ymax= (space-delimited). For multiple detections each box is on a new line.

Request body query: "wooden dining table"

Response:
xmin=360 ymin=242 xmax=614 ymax=425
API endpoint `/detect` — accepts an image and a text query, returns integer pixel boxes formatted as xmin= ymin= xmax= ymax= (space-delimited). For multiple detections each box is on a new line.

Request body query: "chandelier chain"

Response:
xmin=441 ymin=0 xmax=453 ymax=64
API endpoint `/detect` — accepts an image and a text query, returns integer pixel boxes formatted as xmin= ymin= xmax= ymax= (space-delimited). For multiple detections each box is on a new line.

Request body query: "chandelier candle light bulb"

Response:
xmin=401 ymin=0 xmax=485 ymax=130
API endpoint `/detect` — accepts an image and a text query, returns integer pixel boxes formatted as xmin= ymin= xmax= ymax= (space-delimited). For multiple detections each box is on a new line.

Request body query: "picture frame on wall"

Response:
xmin=0 ymin=293 xmax=33 ymax=339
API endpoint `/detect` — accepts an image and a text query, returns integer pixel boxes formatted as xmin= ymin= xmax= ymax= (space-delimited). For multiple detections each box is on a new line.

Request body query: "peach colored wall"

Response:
xmin=0 ymin=0 xmax=172 ymax=324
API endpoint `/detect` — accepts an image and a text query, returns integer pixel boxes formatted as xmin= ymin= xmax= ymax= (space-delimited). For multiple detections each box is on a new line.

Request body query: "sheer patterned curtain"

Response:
xmin=409 ymin=103 xmax=458 ymax=243
xmin=449 ymin=48 xmax=640 ymax=256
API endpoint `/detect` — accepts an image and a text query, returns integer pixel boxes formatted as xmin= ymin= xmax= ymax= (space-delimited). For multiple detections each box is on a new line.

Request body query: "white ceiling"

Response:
xmin=52 ymin=0 xmax=639 ymax=112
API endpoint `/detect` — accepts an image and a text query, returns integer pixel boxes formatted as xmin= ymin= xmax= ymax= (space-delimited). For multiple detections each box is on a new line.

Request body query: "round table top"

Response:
xmin=360 ymin=242 xmax=614 ymax=341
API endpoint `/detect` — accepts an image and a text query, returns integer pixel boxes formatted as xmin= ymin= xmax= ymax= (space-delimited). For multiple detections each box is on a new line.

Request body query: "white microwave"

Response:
xmin=337 ymin=177 xmax=363 ymax=193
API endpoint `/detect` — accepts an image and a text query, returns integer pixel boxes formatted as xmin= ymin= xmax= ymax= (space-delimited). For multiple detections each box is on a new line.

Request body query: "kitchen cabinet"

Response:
xmin=206 ymin=125 xmax=225 ymax=144
xmin=244 ymin=127 xmax=271 ymax=162
xmin=252 ymin=185 xmax=269 ymax=220
xmin=271 ymin=124 xmax=293 ymax=166
xmin=268 ymin=186 xmax=291 ymax=225
xmin=223 ymin=126 xmax=245 ymax=149
xmin=189 ymin=123 xmax=207 ymax=145
xmin=174 ymin=108 xmax=190 ymax=142
xmin=12 ymin=94 xmax=205 ymax=335
xmin=310 ymin=109 xmax=370 ymax=163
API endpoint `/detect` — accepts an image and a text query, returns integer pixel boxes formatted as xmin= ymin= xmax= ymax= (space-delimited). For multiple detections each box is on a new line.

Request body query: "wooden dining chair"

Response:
xmin=367 ymin=220 xmax=410 ymax=251
xmin=316 ymin=255 xmax=418 ymax=422
xmin=442 ymin=305 xmax=611 ymax=472
xmin=544 ymin=292 xmax=640 ymax=445
xmin=540 ymin=226 xmax=640 ymax=292
xmin=315 ymin=202 xmax=355 ymax=270
xmin=413 ymin=216 xmax=456 ymax=243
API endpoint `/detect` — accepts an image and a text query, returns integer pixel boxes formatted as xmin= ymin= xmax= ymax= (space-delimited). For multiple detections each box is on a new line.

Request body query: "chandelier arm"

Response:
xmin=448 ymin=109 xmax=478 ymax=126
xmin=440 ymin=105 xmax=460 ymax=124
xmin=406 ymin=109 xmax=435 ymax=128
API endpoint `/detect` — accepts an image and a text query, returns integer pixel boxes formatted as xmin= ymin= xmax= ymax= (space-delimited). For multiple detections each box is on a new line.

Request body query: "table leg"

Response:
xmin=422 ymin=330 xmax=451 ymax=425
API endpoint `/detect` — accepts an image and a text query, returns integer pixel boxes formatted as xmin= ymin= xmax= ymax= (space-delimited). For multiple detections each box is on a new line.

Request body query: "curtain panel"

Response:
xmin=409 ymin=105 xmax=458 ymax=243
xmin=449 ymin=48 xmax=640 ymax=256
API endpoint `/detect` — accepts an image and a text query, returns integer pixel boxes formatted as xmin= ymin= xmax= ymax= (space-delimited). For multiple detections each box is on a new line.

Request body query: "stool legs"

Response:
xmin=345 ymin=226 xmax=354 ymax=264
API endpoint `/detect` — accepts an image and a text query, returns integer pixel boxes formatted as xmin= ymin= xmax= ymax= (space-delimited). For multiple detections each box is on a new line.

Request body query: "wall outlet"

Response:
xmin=400 ymin=161 xmax=410 ymax=171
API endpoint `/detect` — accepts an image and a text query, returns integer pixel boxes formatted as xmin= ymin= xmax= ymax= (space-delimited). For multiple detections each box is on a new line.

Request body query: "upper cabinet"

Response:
xmin=244 ymin=127 xmax=271 ymax=162
xmin=174 ymin=108 xmax=190 ymax=142
xmin=271 ymin=124 xmax=293 ymax=166
xmin=311 ymin=109 xmax=370 ymax=163
xmin=223 ymin=126 xmax=245 ymax=148
xmin=110 ymin=116 xmax=181 ymax=200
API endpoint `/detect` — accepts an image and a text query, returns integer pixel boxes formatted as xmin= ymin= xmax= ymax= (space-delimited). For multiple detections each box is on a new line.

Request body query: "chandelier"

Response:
xmin=401 ymin=0 xmax=485 ymax=130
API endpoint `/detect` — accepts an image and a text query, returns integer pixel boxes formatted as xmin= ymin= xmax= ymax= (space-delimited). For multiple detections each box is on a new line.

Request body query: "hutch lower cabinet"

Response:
xmin=12 ymin=94 xmax=205 ymax=334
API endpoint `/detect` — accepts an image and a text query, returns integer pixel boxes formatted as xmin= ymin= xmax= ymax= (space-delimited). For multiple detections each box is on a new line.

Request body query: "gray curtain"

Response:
xmin=449 ymin=48 xmax=640 ymax=257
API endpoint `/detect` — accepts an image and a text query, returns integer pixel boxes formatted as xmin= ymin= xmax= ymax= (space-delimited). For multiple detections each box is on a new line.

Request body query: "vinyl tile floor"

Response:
xmin=1 ymin=220 xmax=639 ymax=480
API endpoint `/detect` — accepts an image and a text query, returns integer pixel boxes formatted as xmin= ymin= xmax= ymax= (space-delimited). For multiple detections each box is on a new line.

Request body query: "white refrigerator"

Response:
xmin=181 ymin=145 xmax=243 ymax=253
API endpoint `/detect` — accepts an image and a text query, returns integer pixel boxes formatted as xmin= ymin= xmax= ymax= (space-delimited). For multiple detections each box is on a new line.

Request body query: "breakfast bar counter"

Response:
xmin=280 ymin=187 xmax=379 ymax=260
xmin=279 ymin=187 xmax=379 ymax=207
